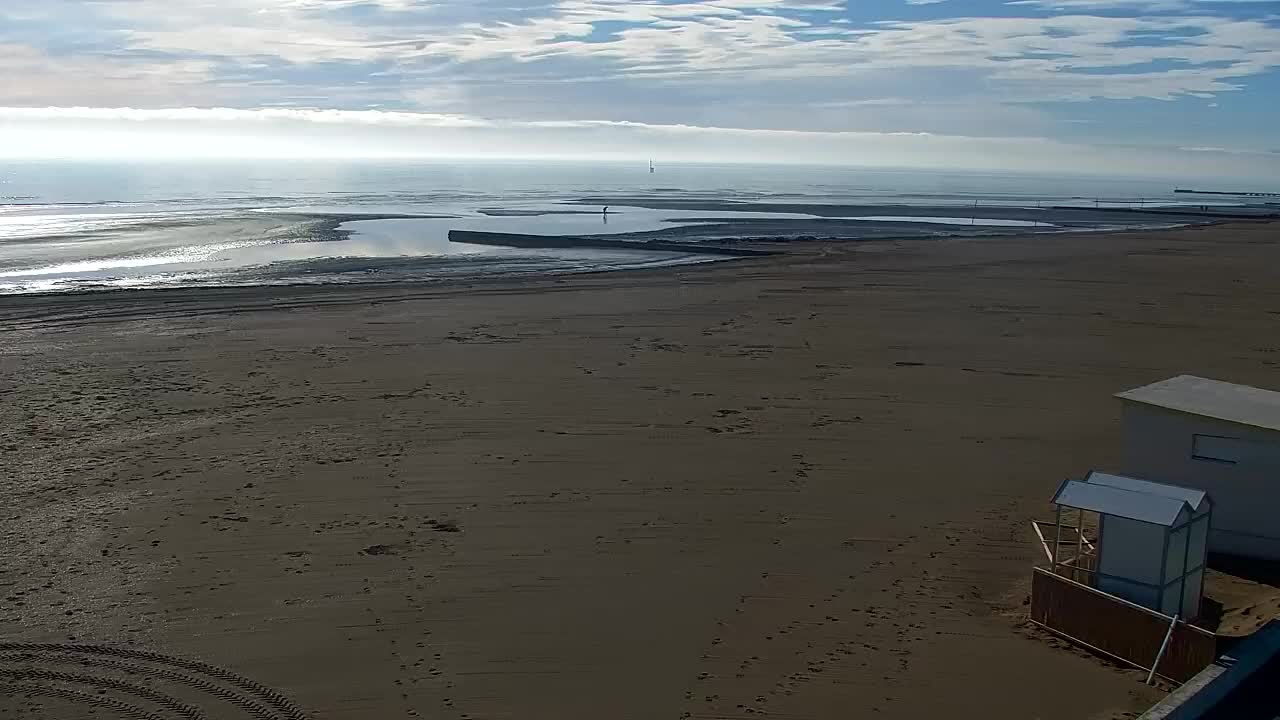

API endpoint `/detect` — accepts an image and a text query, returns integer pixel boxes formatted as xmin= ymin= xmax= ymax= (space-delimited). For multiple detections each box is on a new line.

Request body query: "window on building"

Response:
xmin=1191 ymin=434 xmax=1249 ymax=464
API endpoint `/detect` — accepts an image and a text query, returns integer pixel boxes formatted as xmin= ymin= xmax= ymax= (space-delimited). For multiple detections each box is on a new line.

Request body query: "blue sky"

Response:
xmin=1 ymin=0 xmax=1278 ymax=175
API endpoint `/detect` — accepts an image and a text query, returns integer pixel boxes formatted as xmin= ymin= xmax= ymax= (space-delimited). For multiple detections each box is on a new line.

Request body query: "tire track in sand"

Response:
xmin=0 ymin=643 xmax=310 ymax=720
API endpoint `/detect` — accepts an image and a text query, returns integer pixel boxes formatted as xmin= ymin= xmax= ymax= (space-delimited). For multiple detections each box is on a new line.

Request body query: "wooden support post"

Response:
xmin=1148 ymin=614 xmax=1179 ymax=685
xmin=1076 ymin=508 xmax=1086 ymax=582
xmin=1053 ymin=505 xmax=1063 ymax=575
xmin=1032 ymin=522 xmax=1053 ymax=564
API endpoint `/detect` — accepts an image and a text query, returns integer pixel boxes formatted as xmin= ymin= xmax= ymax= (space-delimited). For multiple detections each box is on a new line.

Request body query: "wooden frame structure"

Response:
xmin=1031 ymin=513 xmax=1096 ymax=582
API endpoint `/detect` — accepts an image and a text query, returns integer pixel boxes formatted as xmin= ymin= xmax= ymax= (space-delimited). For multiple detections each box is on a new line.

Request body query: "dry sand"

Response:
xmin=2 ymin=221 xmax=1278 ymax=719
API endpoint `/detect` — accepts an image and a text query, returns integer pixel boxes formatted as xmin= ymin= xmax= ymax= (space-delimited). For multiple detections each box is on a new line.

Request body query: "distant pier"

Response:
xmin=448 ymin=230 xmax=777 ymax=256
xmin=1175 ymin=188 xmax=1280 ymax=198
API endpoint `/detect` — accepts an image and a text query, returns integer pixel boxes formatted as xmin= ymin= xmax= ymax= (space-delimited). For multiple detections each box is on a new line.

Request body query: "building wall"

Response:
xmin=1098 ymin=514 xmax=1168 ymax=608
xmin=1121 ymin=403 xmax=1280 ymax=559
xmin=1182 ymin=567 xmax=1204 ymax=619
xmin=1163 ymin=522 xmax=1194 ymax=617
xmin=1185 ymin=516 xmax=1209 ymax=617
xmin=1165 ymin=522 xmax=1189 ymax=586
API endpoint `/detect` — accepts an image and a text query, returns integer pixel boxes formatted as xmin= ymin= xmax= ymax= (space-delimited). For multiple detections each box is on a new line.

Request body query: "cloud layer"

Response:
xmin=1 ymin=0 xmax=1278 ymax=164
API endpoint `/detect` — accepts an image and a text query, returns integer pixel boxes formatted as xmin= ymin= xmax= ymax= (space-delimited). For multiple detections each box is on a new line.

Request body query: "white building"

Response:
xmin=1117 ymin=375 xmax=1280 ymax=560
xmin=1051 ymin=472 xmax=1210 ymax=618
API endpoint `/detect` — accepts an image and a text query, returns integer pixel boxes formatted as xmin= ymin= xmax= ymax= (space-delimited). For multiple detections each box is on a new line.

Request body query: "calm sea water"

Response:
xmin=0 ymin=161 xmax=1232 ymax=294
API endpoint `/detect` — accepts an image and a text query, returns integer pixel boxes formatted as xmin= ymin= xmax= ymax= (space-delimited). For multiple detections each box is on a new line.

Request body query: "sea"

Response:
xmin=0 ymin=160 xmax=1251 ymax=295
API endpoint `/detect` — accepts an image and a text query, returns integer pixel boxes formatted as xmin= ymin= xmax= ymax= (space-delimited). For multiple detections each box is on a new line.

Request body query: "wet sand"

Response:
xmin=2 ymin=221 xmax=1278 ymax=719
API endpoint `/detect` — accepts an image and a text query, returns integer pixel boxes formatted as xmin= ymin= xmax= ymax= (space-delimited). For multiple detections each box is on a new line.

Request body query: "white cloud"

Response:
xmin=1009 ymin=0 xmax=1280 ymax=10
xmin=0 ymin=43 xmax=218 ymax=107
xmin=0 ymin=106 xmax=488 ymax=127
xmin=1 ymin=0 xmax=1278 ymax=151
xmin=392 ymin=9 xmax=1280 ymax=103
xmin=6 ymin=0 xmax=1275 ymax=105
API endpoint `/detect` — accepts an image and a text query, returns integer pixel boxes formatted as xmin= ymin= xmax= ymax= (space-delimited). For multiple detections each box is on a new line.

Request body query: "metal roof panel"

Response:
xmin=1052 ymin=479 xmax=1190 ymax=527
xmin=1085 ymin=471 xmax=1211 ymax=513
xmin=1117 ymin=375 xmax=1280 ymax=433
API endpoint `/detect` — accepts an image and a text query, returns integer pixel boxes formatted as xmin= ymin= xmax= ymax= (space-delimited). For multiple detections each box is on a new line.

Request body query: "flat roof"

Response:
xmin=1053 ymin=479 xmax=1191 ymax=527
xmin=1084 ymin=471 xmax=1210 ymax=512
xmin=1116 ymin=375 xmax=1280 ymax=433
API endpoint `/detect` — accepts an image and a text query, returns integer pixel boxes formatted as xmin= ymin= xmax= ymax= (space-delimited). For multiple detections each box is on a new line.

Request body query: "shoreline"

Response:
xmin=7 ymin=197 xmax=1275 ymax=300
xmin=0 ymin=219 xmax=1259 ymax=329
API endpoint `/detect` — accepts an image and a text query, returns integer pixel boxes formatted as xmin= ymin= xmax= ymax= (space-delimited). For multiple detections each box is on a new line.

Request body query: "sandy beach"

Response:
xmin=2 ymin=220 xmax=1278 ymax=719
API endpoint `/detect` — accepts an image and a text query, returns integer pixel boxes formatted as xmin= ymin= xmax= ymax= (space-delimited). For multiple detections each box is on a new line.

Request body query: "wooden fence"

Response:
xmin=1030 ymin=568 xmax=1217 ymax=683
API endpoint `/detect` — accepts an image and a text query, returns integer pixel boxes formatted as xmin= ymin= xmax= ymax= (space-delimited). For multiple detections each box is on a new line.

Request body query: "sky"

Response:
xmin=1 ymin=0 xmax=1278 ymax=178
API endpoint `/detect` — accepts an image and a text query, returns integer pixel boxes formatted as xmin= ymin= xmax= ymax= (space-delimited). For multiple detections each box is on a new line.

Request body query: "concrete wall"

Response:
xmin=1139 ymin=621 xmax=1280 ymax=720
xmin=1121 ymin=403 xmax=1280 ymax=559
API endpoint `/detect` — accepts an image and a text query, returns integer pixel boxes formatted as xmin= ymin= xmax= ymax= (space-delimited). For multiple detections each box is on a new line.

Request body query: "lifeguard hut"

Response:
xmin=1039 ymin=471 xmax=1211 ymax=619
